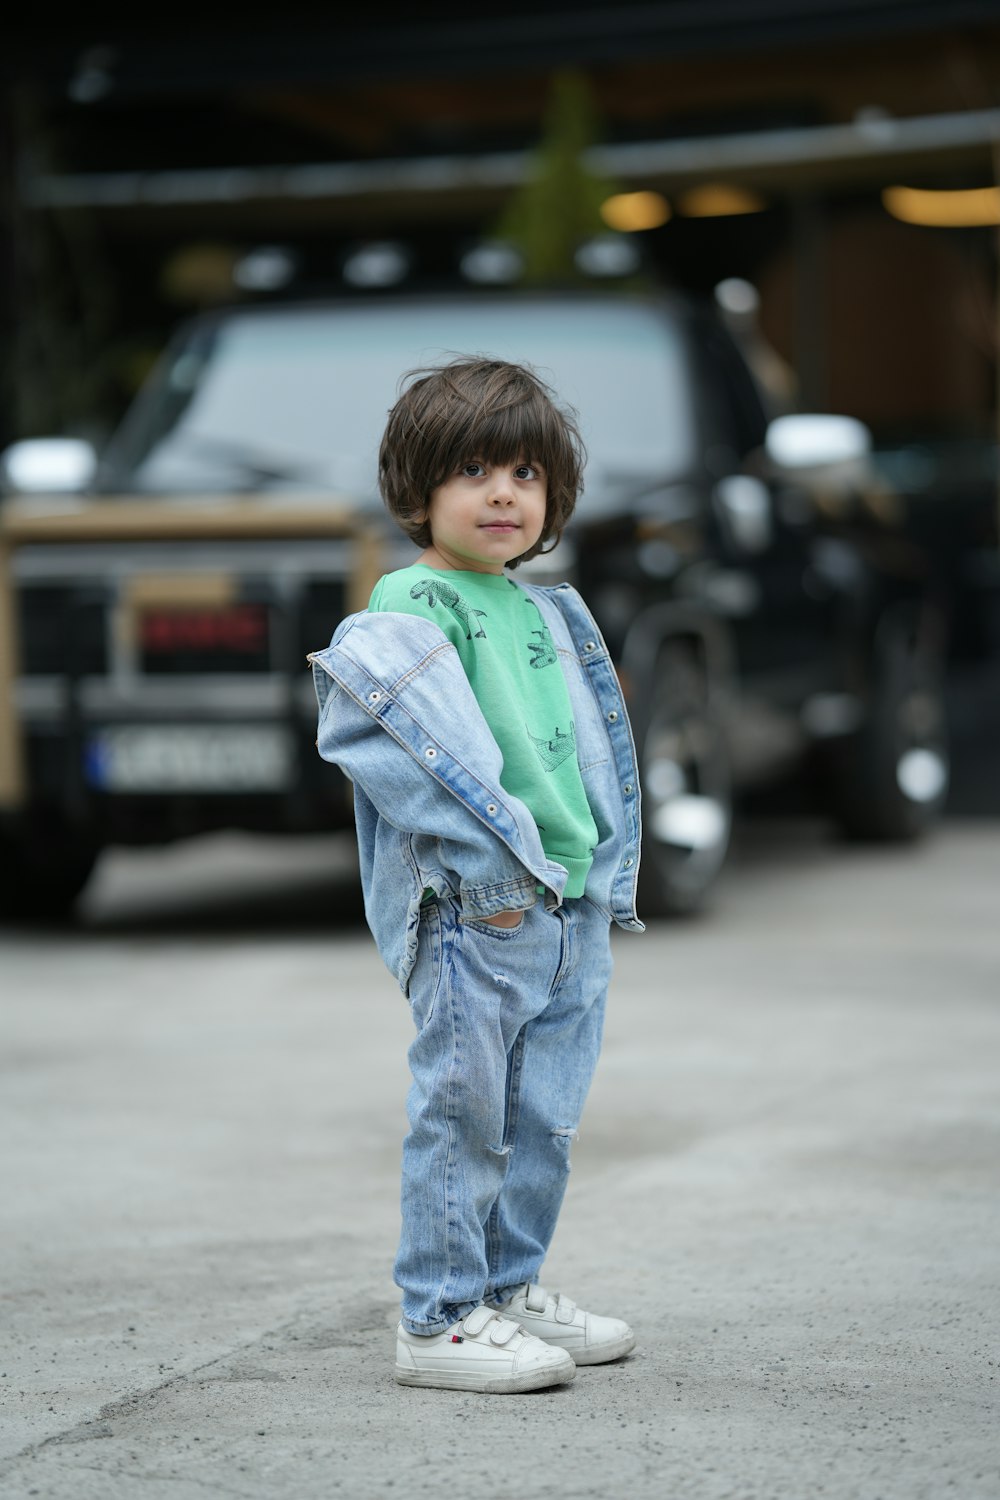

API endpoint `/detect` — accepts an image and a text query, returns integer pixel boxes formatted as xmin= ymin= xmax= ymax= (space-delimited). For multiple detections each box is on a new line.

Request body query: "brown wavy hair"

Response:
xmin=377 ymin=356 xmax=585 ymax=568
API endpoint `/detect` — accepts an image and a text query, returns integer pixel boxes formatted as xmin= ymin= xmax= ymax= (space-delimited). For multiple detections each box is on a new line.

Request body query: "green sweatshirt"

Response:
xmin=368 ymin=564 xmax=599 ymax=897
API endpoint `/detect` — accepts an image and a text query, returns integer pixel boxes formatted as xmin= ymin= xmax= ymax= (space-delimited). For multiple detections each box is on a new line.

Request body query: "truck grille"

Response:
xmin=16 ymin=579 xmax=347 ymax=679
xmin=298 ymin=581 xmax=347 ymax=660
xmin=17 ymin=588 xmax=107 ymax=675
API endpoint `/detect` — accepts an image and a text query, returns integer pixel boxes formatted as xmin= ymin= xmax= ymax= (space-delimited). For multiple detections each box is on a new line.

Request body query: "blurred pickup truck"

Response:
xmin=0 ymin=287 xmax=951 ymax=920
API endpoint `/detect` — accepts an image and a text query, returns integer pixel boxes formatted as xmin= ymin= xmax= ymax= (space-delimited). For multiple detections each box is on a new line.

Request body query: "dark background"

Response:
xmin=5 ymin=1 xmax=1000 ymax=444
xmin=4 ymin=1 xmax=999 ymax=809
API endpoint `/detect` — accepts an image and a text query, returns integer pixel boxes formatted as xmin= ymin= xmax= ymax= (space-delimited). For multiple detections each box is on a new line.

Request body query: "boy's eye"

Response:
xmin=458 ymin=460 xmax=541 ymax=480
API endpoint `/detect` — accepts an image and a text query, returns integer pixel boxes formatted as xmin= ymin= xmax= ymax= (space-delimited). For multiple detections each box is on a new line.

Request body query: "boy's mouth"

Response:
xmin=480 ymin=521 xmax=519 ymax=531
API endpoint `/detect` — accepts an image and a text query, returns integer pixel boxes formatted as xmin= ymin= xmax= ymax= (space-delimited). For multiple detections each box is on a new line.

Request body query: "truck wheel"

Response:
xmin=0 ymin=819 xmax=100 ymax=922
xmin=637 ymin=643 xmax=732 ymax=916
xmin=833 ymin=615 xmax=950 ymax=841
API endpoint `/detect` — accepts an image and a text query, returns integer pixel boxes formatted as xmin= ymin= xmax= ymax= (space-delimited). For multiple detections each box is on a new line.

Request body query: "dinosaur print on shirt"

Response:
xmin=526 ymin=628 xmax=557 ymax=670
xmin=409 ymin=579 xmax=487 ymax=639
xmin=527 ymin=722 xmax=577 ymax=773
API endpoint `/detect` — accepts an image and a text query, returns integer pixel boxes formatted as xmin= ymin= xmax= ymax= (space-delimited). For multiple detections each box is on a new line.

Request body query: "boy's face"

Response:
xmin=418 ymin=458 xmax=548 ymax=574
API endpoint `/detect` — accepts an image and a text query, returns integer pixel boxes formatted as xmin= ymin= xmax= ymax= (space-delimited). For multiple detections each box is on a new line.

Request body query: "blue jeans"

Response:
xmin=395 ymin=893 xmax=612 ymax=1335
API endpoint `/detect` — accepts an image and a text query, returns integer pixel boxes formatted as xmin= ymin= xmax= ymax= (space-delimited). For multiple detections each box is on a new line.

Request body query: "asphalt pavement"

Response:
xmin=1 ymin=818 xmax=998 ymax=1500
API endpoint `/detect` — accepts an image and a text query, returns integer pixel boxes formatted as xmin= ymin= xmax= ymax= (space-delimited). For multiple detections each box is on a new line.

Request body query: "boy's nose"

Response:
xmin=488 ymin=472 xmax=516 ymax=503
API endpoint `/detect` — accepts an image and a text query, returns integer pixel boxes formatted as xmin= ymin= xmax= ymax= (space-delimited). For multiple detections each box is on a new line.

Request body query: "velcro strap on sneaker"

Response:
xmin=525 ymin=1284 xmax=549 ymax=1314
xmin=489 ymin=1316 xmax=521 ymax=1346
xmin=554 ymin=1293 xmax=577 ymax=1325
xmin=461 ymin=1306 xmax=497 ymax=1337
xmin=461 ymin=1307 xmax=522 ymax=1344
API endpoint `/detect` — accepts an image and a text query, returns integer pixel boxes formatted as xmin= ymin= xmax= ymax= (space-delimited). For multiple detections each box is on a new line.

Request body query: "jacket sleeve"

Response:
xmin=311 ymin=628 xmax=566 ymax=916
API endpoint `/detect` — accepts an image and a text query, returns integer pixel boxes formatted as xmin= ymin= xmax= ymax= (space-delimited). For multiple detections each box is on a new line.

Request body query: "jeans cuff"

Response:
xmin=399 ymin=1298 xmax=482 ymax=1336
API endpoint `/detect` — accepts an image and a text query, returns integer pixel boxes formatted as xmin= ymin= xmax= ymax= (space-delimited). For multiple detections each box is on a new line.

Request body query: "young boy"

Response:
xmin=309 ymin=357 xmax=643 ymax=1393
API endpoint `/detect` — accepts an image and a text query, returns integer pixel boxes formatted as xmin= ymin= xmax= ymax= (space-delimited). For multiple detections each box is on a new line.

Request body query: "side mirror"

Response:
xmin=0 ymin=438 xmax=98 ymax=496
xmin=764 ymin=414 xmax=872 ymax=471
xmin=713 ymin=474 xmax=772 ymax=553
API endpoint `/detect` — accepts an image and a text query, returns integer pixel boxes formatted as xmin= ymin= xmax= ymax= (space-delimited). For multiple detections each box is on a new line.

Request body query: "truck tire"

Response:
xmin=0 ymin=818 xmax=100 ymax=923
xmin=637 ymin=642 xmax=732 ymax=916
xmin=832 ymin=613 xmax=950 ymax=841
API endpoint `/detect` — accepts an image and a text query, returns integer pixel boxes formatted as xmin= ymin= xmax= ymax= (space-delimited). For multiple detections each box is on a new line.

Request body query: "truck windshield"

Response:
xmin=100 ymin=297 xmax=695 ymax=507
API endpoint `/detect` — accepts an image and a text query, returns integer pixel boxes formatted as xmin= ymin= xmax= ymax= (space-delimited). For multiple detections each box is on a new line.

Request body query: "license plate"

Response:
xmin=84 ymin=725 xmax=294 ymax=792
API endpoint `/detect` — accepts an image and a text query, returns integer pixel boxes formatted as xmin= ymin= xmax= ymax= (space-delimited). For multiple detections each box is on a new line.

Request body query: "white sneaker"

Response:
xmin=495 ymin=1283 xmax=636 ymax=1365
xmin=394 ymin=1305 xmax=577 ymax=1393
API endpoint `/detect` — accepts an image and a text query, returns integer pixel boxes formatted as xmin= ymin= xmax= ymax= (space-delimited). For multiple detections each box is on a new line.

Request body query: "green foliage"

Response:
xmin=495 ymin=71 xmax=623 ymax=285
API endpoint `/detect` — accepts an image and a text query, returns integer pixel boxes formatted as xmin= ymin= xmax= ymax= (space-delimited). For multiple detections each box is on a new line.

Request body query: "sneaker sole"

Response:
xmin=394 ymin=1355 xmax=576 ymax=1393
xmin=551 ymin=1330 xmax=637 ymax=1366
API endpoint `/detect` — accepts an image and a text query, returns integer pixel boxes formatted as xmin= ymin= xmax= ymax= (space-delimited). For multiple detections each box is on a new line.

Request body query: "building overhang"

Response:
xmin=22 ymin=107 xmax=1000 ymax=221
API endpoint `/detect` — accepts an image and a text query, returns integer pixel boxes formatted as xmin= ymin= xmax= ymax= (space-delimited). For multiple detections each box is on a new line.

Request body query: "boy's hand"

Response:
xmin=479 ymin=909 xmax=524 ymax=928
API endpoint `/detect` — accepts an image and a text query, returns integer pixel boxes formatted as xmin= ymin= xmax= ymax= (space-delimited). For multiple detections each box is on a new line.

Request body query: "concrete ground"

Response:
xmin=1 ymin=818 xmax=998 ymax=1500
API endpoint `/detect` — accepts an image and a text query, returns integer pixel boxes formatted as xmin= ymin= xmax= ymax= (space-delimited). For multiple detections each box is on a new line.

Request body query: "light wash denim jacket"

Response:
xmin=308 ymin=578 xmax=643 ymax=991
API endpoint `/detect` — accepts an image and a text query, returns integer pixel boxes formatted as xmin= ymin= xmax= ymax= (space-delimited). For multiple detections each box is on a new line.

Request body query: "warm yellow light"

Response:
xmin=600 ymin=191 xmax=671 ymax=232
xmin=882 ymin=185 xmax=1000 ymax=227
xmin=676 ymin=184 xmax=767 ymax=217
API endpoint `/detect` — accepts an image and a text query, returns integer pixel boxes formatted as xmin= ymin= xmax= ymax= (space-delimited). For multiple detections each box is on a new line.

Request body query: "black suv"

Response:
xmin=0 ymin=289 xmax=949 ymax=919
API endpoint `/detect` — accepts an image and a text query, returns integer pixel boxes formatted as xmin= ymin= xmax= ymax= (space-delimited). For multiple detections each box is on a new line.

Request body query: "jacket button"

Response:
xmin=623 ymin=783 xmax=633 ymax=795
xmin=624 ymin=858 xmax=634 ymax=868
xmin=486 ymin=803 xmax=497 ymax=815
xmin=424 ymin=747 xmax=437 ymax=759
xmin=607 ymin=710 xmax=618 ymax=722
xmin=583 ymin=641 xmax=596 ymax=652
xmin=368 ymin=691 xmax=382 ymax=703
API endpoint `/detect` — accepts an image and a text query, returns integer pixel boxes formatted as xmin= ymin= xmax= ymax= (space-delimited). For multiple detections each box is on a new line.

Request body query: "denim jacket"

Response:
xmin=308 ymin=578 xmax=643 ymax=991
